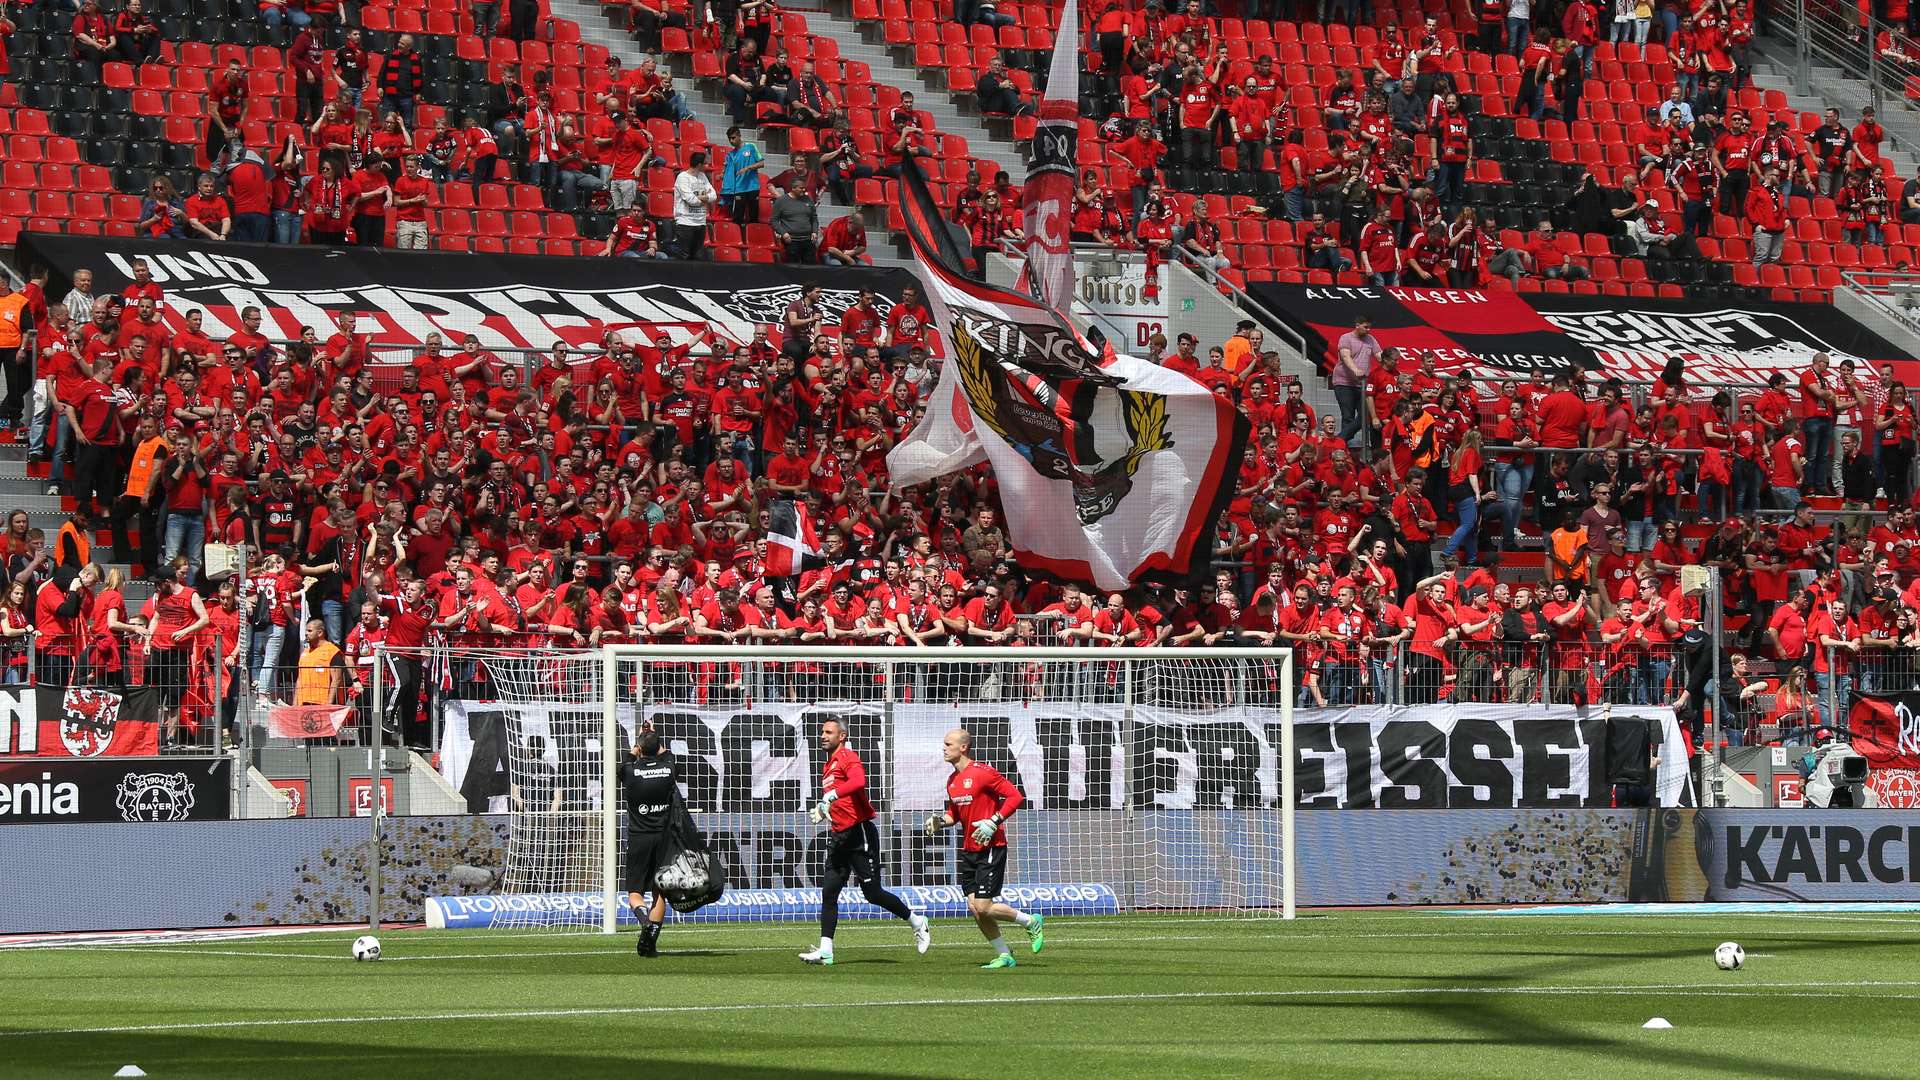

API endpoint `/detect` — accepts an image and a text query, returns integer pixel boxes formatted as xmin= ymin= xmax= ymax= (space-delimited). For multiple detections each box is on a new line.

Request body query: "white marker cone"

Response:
xmin=1642 ymin=1018 xmax=1674 ymax=1030
xmin=114 ymin=1068 xmax=148 ymax=1078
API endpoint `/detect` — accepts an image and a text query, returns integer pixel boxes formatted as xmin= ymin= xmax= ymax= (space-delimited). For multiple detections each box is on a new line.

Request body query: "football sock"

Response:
xmin=819 ymin=936 xmax=834 ymax=954
xmin=990 ymin=937 xmax=1010 ymax=956
xmin=1007 ymin=909 xmax=1034 ymax=928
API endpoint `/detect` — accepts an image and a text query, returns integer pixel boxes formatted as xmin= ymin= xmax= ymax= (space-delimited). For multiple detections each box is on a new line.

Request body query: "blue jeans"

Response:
xmin=1432 ymin=162 xmax=1466 ymax=208
xmin=1368 ymin=656 xmax=1395 ymax=705
xmin=528 ymin=160 xmax=556 ymax=191
xmin=619 ymin=248 xmax=670 ymax=259
xmin=1695 ymin=479 xmax=1726 ymax=522
xmin=380 ymin=94 xmax=416 ymax=129
xmin=321 ymin=599 xmax=346 ymax=646
xmin=1323 ymin=661 xmax=1361 ymax=706
xmin=1491 ymin=461 xmax=1532 ymax=546
xmin=1732 ymin=458 xmax=1762 ymax=517
xmin=232 ymin=212 xmax=269 ymax=243
xmin=558 ymin=168 xmax=606 ymax=211
xmin=1332 ymin=383 xmax=1365 ymax=448
xmin=50 ymin=412 xmax=72 ymax=483
xmin=272 ymin=209 xmax=302 ymax=244
xmin=1801 ymin=416 xmax=1834 ymax=492
xmin=260 ymin=6 xmax=312 ymax=30
xmin=1445 ymin=496 xmax=1481 ymax=562
xmin=1814 ymin=671 xmax=1853 ymax=727
xmin=1772 ymin=484 xmax=1802 ymax=513
xmin=162 ymin=510 xmax=204 ymax=575
xmin=1506 ymin=17 xmax=1530 ymax=56
xmin=1626 ymin=517 xmax=1654 ymax=552
xmin=249 ymin=620 xmax=287 ymax=698
xmin=1636 ymin=657 xmax=1672 ymax=706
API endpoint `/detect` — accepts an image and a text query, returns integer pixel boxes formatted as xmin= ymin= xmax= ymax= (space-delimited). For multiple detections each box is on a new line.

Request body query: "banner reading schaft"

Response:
xmin=16 ymin=234 xmax=920 ymax=354
xmin=1248 ymin=283 xmax=1914 ymax=387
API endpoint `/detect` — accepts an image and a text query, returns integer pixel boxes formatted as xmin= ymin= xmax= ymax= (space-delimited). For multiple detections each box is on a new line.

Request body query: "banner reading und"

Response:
xmin=16 ymin=234 xmax=919 ymax=353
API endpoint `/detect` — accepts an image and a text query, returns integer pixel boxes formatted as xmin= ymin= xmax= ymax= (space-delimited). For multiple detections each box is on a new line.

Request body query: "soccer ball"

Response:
xmin=352 ymin=935 xmax=383 ymax=962
xmin=1713 ymin=942 xmax=1744 ymax=971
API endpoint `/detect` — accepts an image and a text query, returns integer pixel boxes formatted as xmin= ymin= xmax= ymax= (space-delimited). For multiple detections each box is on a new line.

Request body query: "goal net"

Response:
xmin=444 ymin=646 xmax=1294 ymax=931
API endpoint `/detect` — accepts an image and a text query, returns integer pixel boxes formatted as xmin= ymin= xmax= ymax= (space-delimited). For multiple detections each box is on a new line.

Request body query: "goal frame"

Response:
xmin=595 ymin=644 xmax=1295 ymax=932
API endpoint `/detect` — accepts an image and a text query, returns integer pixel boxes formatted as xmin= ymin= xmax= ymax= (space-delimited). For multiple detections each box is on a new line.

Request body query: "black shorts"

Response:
xmin=624 ymin=830 xmax=670 ymax=894
xmin=826 ymin=818 xmax=884 ymax=884
xmin=957 ymin=845 xmax=1008 ymax=900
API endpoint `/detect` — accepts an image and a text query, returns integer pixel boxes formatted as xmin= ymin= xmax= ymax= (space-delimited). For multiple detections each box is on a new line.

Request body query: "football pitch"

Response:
xmin=4 ymin=911 xmax=1919 ymax=1079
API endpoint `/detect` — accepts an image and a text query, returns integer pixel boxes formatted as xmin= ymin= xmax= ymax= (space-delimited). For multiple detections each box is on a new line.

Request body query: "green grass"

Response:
xmin=5 ymin=912 xmax=1920 ymax=1079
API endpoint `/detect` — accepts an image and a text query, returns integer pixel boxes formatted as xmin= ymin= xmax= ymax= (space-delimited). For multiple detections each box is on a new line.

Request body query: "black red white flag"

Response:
xmin=887 ymin=159 xmax=1247 ymax=590
xmin=1017 ymin=0 xmax=1080 ymax=311
xmin=765 ymin=499 xmax=820 ymax=578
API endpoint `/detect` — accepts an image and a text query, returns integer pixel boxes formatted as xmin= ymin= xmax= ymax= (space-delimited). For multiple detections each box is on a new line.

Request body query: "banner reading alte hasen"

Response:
xmin=885 ymin=161 xmax=1247 ymax=590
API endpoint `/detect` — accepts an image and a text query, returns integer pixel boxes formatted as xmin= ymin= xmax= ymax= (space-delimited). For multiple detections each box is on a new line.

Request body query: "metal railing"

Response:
xmin=1772 ymin=0 xmax=1888 ymax=111
xmin=1838 ymin=268 xmax=1920 ymax=333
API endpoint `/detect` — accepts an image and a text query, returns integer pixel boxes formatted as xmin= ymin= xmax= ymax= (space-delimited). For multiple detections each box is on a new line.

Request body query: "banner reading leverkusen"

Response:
xmin=1249 ymin=283 xmax=1916 ymax=386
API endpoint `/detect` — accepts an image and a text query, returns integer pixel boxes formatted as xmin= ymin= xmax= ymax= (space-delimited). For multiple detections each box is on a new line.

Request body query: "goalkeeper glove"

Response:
xmin=808 ymin=790 xmax=838 ymax=824
xmin=970 ymin=816 xmax=1000 ymax=845
xmin=922 ymin=813 xmax=944 ymax=837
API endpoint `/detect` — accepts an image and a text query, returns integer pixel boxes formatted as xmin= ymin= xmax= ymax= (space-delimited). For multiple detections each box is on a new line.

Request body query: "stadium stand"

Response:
xmin=2 ymin=0 xmax=1918 ymax=762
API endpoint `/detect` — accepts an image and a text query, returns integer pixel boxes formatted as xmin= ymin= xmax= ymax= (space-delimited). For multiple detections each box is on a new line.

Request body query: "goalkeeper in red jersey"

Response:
xmin=800 ymin=718 xmax=932 ymax=966
xmin=922 ymin=728 xmax=1043 ymax=969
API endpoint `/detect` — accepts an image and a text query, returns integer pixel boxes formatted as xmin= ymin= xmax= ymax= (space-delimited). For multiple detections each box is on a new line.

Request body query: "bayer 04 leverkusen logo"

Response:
xmin=946 ymin=305 xmax=1171 ymax=525
xmin=115 ymin=772 xmax=199 ymax=821
xmin=60 ymin=686 xmax=124 ymax=757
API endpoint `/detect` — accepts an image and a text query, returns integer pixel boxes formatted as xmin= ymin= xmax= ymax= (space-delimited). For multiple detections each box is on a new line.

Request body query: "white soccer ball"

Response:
xmin=1713 ymin=941 xmax=1744 ymax=971
xmin=352 ymin=935 xmax=383 ymax=962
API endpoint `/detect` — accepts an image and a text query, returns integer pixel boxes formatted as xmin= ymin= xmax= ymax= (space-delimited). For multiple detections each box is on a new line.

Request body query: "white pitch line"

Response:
xmin=13 ymin=910 xmax=1917 ymax=956
xmin=9 ymin=981 xmax=1920 ymax=1040
xmin=44 ymin=920 xmax=1920 ymax=965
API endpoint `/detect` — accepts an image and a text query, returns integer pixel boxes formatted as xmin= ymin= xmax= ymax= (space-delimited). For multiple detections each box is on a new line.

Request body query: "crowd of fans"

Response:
xmin=2 ymin=0 xmax=1917 ymax=764
xmin=9 ymin=0 xmax=998 ymax=264
xmin=950 ymin=1 xmax=1909 ymax=289
xmin=2 ymin=248 xmax=1917 ymax=757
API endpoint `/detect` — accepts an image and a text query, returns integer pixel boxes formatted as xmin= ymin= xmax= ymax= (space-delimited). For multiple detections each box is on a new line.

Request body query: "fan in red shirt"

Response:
xmin=305 ymin=158 xmax=356 ymax=244
xmin=183 ymin=175 xmax=233 ymax=242
xmin=798 ymin=717 xmax=931 ymax=965
xmin=924 ymin=727 xmax=1040 ymax=967
xmin=1356 ymin=206 xmax=1401 ymax=285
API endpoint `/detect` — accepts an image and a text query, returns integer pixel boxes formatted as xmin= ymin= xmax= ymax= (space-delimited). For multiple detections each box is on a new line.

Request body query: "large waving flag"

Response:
xmin=887 ymin=160 xmax=1248 ymax=590
xmin=1018 ymin=0 xmax=1081 ymax=311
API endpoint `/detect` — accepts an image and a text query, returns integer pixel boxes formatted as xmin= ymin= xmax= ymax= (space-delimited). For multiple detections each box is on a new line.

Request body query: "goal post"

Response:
xmin=476 ymin=644 xmax=1294 ymax=933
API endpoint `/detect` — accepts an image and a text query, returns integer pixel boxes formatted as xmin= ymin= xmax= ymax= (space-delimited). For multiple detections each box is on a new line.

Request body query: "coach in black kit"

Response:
xmin=623 ymin=730 xmax=677 ymax=958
